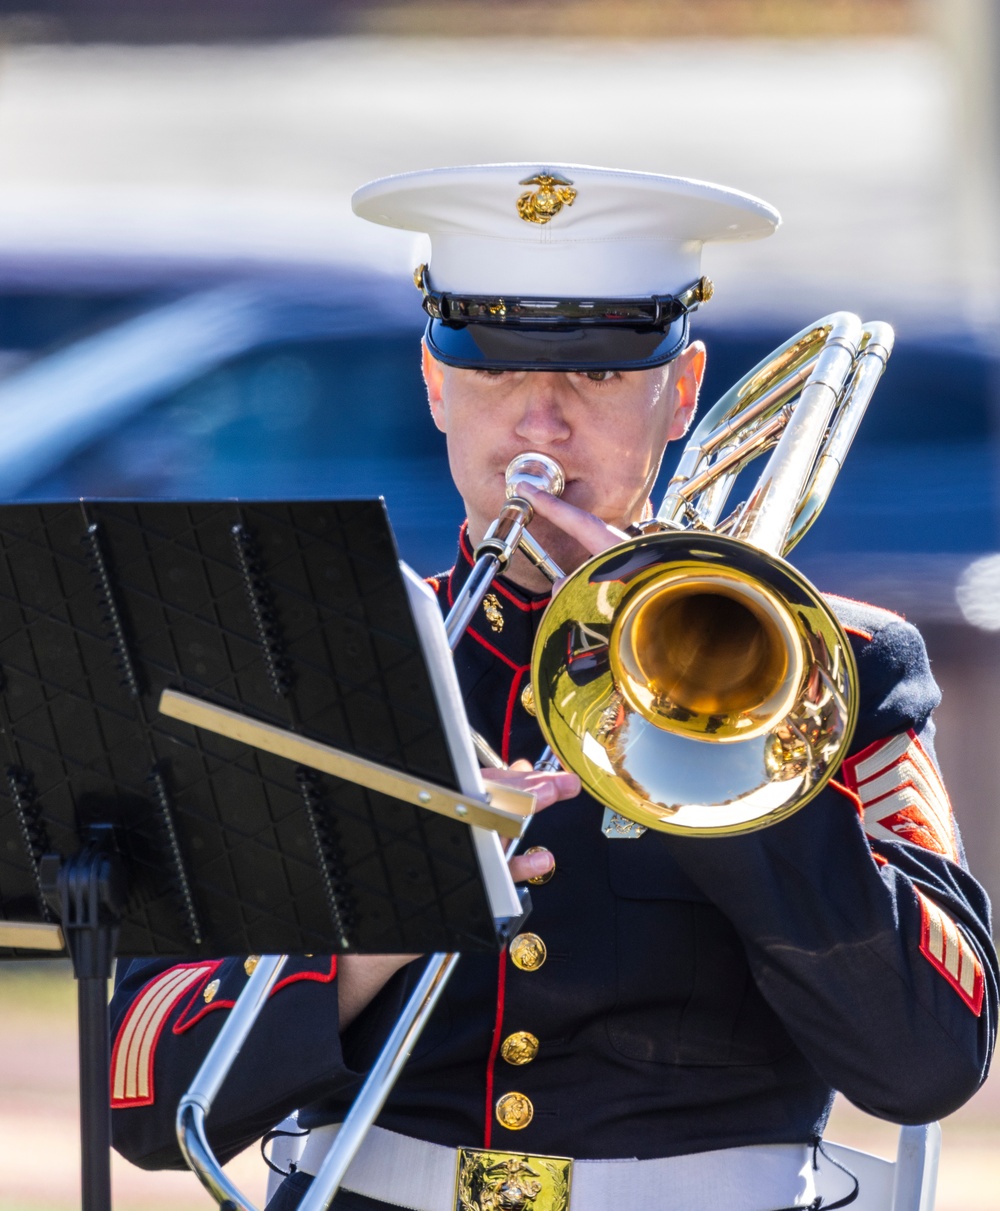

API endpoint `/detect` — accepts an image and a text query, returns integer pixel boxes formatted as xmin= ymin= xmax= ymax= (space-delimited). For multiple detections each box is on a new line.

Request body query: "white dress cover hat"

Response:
xmin=353 ymin=163 xmax=780 ymax=370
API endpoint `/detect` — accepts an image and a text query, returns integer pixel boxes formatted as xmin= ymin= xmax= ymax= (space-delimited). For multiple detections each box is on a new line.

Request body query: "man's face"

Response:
xmin=422 ymin=344 xmax=704 ymax=581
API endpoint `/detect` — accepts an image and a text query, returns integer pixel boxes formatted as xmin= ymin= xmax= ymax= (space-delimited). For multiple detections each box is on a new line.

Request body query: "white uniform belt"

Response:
xmin=296 ymin=1123 xmax=816 ymax=1211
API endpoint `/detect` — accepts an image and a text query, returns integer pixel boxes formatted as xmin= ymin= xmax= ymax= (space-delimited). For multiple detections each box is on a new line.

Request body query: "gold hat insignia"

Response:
xmin=516 ymin=172 xmax=577 ymax=225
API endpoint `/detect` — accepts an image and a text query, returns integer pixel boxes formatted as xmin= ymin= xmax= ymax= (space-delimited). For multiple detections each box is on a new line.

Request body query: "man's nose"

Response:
xmin=513 ymin=375 xmax=572 ymax=444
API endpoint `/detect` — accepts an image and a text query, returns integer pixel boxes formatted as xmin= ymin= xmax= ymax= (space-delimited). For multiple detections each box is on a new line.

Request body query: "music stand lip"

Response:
xmin=158 ymin=688 xmax=535 ymax=839
xmin=0 ymin=919 xmax=65 ymax=951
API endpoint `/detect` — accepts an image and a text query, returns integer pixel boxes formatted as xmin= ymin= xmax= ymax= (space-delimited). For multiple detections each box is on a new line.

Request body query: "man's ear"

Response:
xmin=667 ymin=340 xmax=706 ymax=441
xmin=421 ymin=342 xmax=447 ymax=432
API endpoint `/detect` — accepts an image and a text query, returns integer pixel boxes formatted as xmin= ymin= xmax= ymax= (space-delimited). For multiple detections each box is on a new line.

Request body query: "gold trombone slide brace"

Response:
xmin=158 ymin=689 xmax=534 ymax=839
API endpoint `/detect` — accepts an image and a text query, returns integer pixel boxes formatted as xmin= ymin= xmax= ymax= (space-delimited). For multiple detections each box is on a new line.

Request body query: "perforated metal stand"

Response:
xmin=40 ymin=824 xmax=127 ymax=1211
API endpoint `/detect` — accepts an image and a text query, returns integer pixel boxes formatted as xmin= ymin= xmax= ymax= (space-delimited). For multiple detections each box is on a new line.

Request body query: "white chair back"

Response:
xmin=817 ymin=1123 xmax=941 ymax=1211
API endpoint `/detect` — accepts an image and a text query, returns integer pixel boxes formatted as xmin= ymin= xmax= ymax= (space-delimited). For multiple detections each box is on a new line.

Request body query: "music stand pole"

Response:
xmin=40 ymin=824 xmax=127 ymax=1211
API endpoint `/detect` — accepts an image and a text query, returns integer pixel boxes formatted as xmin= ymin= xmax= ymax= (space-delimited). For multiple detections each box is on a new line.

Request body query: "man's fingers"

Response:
xmin=485 ymin=766 xmax=581 ymax=808
xmin=509 ymin=847 xmax=554 ymax=884
xmin=530 ymin=770 xmax=576 ymax=808
xmin=519 ymin=482 xmax=628 ymax=556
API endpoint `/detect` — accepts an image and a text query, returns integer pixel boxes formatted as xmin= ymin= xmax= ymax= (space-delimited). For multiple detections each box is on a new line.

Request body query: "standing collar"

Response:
xmin=446 ymin=522 xmax=551 ymax=668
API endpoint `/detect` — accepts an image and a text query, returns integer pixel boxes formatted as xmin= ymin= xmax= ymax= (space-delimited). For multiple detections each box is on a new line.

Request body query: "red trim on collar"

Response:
xmin=493 ymin=576 xmax=550 ymax=612
xmin=483 ymin=948 xmax=508 ymax=1149
xmin=447 ymin=564 xmax=531 ymax=672
xmin=843 ymin=625 xmax=874 ymax=642
xmin=458 ymin=523 xmax=550 ymax=613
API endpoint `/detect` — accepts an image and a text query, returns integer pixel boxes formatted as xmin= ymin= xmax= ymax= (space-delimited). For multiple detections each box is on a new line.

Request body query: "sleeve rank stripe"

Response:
xmin=842 ymin=730 xmax=957 ymax=862
xmin=111 ymin=963 xmax=216 ymax=1107
xmin=915 ymin=888 xmax=985 ymax=1015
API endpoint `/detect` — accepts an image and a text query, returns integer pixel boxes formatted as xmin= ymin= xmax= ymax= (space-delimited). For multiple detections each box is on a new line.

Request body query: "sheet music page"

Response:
xmin=400 ymin=563 xmax=522 ymax=921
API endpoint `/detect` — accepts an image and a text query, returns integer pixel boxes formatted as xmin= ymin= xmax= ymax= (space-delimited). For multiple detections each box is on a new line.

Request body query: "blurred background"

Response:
xmin=0 ymin=0 xmax=998 ymax=1208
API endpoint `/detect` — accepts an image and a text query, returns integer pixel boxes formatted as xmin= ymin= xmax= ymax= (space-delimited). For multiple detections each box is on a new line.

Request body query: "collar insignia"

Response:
xmin=517 ymin=172 xmax=577 ymax=225
xmin=483 ymin=592 xmax=505 ymax=633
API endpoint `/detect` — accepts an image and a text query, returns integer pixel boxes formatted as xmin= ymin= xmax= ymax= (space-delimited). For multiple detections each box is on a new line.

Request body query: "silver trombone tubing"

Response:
xmin=445 ymin=452 xmax=564 ymax=646
xmin=657 ymin=313 xmax=892 ymax=559
xmin=176 ymin=454 xmax=566 ymax=1210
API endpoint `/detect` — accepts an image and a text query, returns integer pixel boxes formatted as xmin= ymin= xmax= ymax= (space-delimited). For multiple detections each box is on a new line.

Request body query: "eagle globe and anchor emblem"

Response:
xmin=456 ymin=1149 xmax=572 ymax=1211
xmin=516 ymin=172 xmax=577 ymax=224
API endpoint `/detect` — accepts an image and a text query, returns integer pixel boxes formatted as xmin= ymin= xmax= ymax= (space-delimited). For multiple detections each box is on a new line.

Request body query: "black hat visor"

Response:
xmin=424 ymin=312 xmax=690 ymax=372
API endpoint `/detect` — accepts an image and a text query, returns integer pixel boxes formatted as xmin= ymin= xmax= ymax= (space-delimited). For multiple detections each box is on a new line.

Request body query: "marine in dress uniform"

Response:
xmin=109 ymin=166 xmax=997 ymax=1211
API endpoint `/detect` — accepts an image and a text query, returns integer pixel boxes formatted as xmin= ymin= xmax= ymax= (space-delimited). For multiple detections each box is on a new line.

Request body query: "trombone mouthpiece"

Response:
xmin=505 ymin=453 xmax=565 ymax=499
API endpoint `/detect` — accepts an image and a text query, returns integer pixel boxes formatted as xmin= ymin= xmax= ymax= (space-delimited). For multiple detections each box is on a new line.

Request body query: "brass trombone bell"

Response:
xmin=532 ymin=532 xmax=858 ymax=836
xmin=609 ymin=564 xmax=804 ymax=742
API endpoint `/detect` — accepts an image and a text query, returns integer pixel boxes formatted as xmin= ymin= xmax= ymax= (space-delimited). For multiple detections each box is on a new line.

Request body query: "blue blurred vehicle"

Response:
xmin=0 ymin=258 xmax=996 ymax=601
xmin=0 ymin=261 xmax=463 ymax=572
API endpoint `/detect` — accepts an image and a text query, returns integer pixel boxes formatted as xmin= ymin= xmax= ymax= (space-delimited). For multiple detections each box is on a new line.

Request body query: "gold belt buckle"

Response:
xmin=455 ymin=1147 xmax=573 ymax=1211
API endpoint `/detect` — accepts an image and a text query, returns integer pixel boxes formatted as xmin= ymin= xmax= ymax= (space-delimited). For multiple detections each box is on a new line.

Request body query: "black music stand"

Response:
xmin=0 ymin=499 xmax=527 ymax=1211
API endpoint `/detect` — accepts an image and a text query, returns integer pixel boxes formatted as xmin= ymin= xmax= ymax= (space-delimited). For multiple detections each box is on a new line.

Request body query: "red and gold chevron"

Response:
xmin=841 ymin=729 xmax=957 ymax=862
xmin=110 ymin=962 xmax=219 ymax=1108
xmin=915 ymin=888 xmax=984 ymax=1015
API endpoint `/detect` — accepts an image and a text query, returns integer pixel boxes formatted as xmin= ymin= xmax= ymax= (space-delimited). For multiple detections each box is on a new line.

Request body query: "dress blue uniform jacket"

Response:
xmin=109 ymin=527 xmax=998 ymax=1178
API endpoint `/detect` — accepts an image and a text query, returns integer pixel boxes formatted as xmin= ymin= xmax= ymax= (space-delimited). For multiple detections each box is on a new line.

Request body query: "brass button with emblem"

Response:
xmin=244 ymin=955 xmax=260 ymax=977
xmin=495 ymin=1091 xmax=534 ymax=1130
xmin=509 ymin=933 xmax=547 ymax=971
xmin=501 ymin=1031 xmax=539 ymax=1066
xmin=203 ymin=978 xmax=220 ymax=1004
xmin=520 ymin=681 xmax=536 ymax=716
xmin=523 ymin=846 xmax=554 ymax=885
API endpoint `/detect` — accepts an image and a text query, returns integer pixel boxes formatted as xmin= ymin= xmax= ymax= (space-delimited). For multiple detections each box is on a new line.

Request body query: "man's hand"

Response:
xmin=337 ymin=761 xmax=579 ymax=1029
xmin=484 ymin=758 xmax=581 ymax=882
xmin=517 ymin=481 xmax=630 ymax=581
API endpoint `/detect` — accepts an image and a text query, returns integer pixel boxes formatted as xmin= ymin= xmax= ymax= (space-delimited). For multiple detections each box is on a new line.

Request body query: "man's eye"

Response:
xmin=583 ymin=370 xmax=618 ymax=383
xmin=477 ymin=368 xmax=508 ymax=378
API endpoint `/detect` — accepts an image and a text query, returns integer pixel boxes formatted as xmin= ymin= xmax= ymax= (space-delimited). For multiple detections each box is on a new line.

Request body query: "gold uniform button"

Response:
xmin=244 ymin=955 xmax=260 ymax=977
xmin=203 ymin=978 xmax=220 ymax=1004
xmin=524 ymin=846 xmax=554 ymax=885
xmin=509 ymin=933 xmax=547 ymax=971
xmin=501 ymin=1031 xmax=540 ymax=1065
xmin=520 ymin=682 xmax=536 ymax=716
xmin=495 ymin=1091 xmax=534 ymax=1130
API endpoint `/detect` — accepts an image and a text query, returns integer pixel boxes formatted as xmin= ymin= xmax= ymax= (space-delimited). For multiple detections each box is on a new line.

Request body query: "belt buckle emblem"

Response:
xmin=456 ymin=1148 xmax=572 ymax=1211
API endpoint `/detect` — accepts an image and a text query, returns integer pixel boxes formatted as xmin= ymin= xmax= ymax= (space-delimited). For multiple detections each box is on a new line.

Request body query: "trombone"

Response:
xmin=532 ymin=311 xmax=894 ymax=835
xmin=176 ymin=311 xmax=892 ymax=1210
